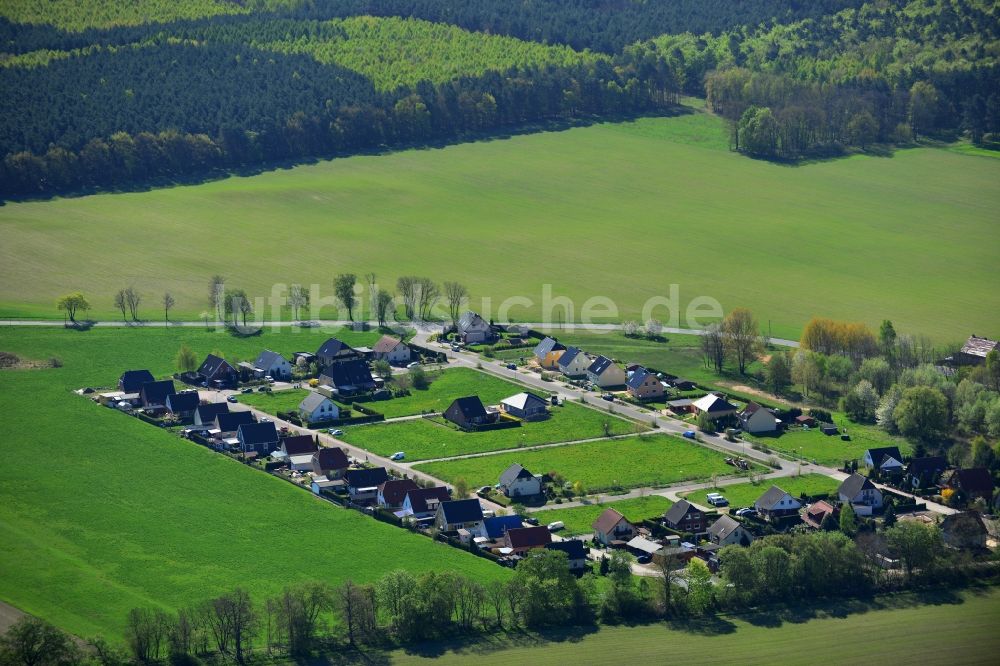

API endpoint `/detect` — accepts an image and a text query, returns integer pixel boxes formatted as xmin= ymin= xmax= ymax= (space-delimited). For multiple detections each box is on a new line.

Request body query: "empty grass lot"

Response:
xmin=414 ymin=434 xmax=745 ymax=492
xmin=531 ymin=495 xmax=673 ymax=536
xmin=682 ymin=473 xmax=840 ymax=509
xmin=339 ymin=402 xmax=638 ymax=461
xmin=376 ymin=368 xmax=539 ymax=418
xmin=237 ymin=387 xmax=314 ymax=415
xmin=743 ymin=417 xmax=912 ymax=467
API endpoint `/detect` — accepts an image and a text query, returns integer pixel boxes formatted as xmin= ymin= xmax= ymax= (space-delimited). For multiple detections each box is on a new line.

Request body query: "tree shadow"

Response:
xmin=65 ymin=320 xmax=95 ymax=331
xmin=397 ymin=625 xmax=600 ymax=660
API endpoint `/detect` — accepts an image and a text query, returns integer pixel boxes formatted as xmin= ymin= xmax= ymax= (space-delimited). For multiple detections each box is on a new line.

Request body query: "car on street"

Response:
xmin=506 ymin=363 xmax=517 ymax=370
xmin=226 ymin=396 xmax=238 ymax=403
xmin=327 ymin=428 xmax=345 ymax=436
xmin=451 ymin=344 xmax=461 ymax=352
xmin=682 ymin=430 xmax=696 ymax=439
xmin=706 ymin=493 xmax=729 ymax=507
xmin=260 ymin=417 xmax=272 ymax=423
xmin=601 ymin=393 xmax=615 ymax=401
xmin=241 ymin=387 xmax=253 ymax=394
xmin=735 ymin=508 xmax=755 ymax=517
xmin=257 ymin=385 xmax=270 ymax=392
xmin=390 ymin=451 xmax=405 ymax=461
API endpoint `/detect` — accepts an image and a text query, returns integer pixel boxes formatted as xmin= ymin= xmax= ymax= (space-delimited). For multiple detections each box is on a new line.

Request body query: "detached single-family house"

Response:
xmin=556 ymin=347 xmax=591 ymax=378
xmin=279 ymin=434 xmax=318 ymax=458
xmin=371 ymin=336 xmax=411 ymax=365
xmin=377 ymin=479 xmax=420 ymax=509
xmin=754 ymin=486 xmax=802 ymax=522
xmin=298 ymin=392 xmax=340 ymax=424
xmin=500 ymin=393 xmax=548 ymax=420
xmin=194 ymin=402 xmax=229 ymax=427
xmin=803 ymin=500 xmax=837 ymax=529
xmin=215 ymin=411 xmax=254 ymax=434
xmin=482 ymin=515 xmax=524 ymax=541
xmin=444 ymin=396 xmax=496 ymax=429
xmin=434 ymin=498 xmax=485 ymax=532
xmin=139 ymin=379 xmax=176 ymax=410
xmin=586 ymin=356 xmax=627 ymax=388
xmin=504 ymin=526 xmax=552 ymax=555
xmin=707 ymin=515 xmax=754 ymax=547
xmin=545 ymin=540 xmax=588 ymax=571
xmin=196 ymin=354 xmax=238 ymax=388
xmin=316 ymin=338 xmax=363 ymax=367
xmin=253 ymin=349 xmax=292 ymax=380
xmin=592 ymin=508 xmax=636 ymax=546
xmin=663 ymin=500 xmax=705 ymax=534
xmin=119 ymin=369 xmax=155 ymax=394
xmin=795 ymin=415 xmax=817 ymax=428
xmin=318 ymin=359 xmax=376 ymax=397
xmin=311 ymin=447 xmax=350 ymax=479
xmin=344 ymin=467 xmax=389 ymax=503
xmin=533 ymin=337 xmax=566 ymax=369
xmin=944 ymin=468 xmax=995 ymax=502
xmin=626 ymin=367 xmax=665 ymax=401
xmin=863 ymin=446 xmax=904 ymax=479
xmin=401 ymin=487 xmax=451 ymax=520
xmin=941 ymin=512 xmax=988 ymax=549
xmin=838 ymin=473 xmax=883 ymax=515
xmin=498 ymin=463 xmax=543 ymax=498
xmin=954 ymin=335 xmax=1000 ymax=366
xmin=904 ymin=456 xmax=948 ymax=491
xmin=738 ymin=402 xmax=779 ymax=434
xmin=692 ymin=393 xmax=738 ymax=420
xmin=165 ymin=391 xmax=199 ymax=419
xmin=456 ymin=312 xmax=494 ymax=344
xmin=236 ymin=422 xmax=279 ymax=455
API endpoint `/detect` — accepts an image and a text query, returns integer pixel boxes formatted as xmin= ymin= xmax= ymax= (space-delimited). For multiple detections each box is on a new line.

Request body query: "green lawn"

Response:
xmin=237 ymin=387 xmax=315 ymax=415
xmin=415 ymin=434 xmax=745 ymax=492
xmin=0 ymin=327 xmax=505 ymax=641
xmin=744 ymin=415 xmax=912 ymax=467
xmin=531 ymin=495 xmax=673 ymax=536
xmin=377 ymin=368 xmax=539 ymax=418
xmin=339 ymin=402 xmax=639 ymax=461
xmin=2 ymin=109 xmax=997 ymax=341
xmin=682 ymin=473 xmax=840 ymax=509
xmin=391 ymin=587 xmax=1000 ymax=665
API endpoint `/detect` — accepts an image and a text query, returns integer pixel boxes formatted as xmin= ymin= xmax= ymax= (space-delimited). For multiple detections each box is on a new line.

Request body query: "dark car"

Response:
xmin=226 ymin=395 xmax=238 ymax=403
xmin=506 ymin=363 xmax=517 ymax=370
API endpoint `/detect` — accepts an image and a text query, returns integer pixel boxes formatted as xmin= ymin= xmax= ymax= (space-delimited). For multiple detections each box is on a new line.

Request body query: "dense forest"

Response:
xmin=0 ymin=0 xmax=997 ymax=195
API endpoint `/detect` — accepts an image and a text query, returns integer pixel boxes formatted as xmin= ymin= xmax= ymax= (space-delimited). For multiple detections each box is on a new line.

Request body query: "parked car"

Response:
xmin=682 ymin=430 xmax=696 ymax=439
xmin=257 ymin=385 xmax=269 ymax=392
xmin=601 ymin=393 xmax=615 ymax=401
xmin=506 ymin=363 xmax=517 ymax=370
xmin=478 ymin=486 xmax=492 ymax=495
xmin=547 ymin=521 xmax=565 ymax=532
xmin=636 ymin=554 xmax=652 ymax=565
xmin=265 ymin=376 xmax=275 ymax=384
xmin=328 ymin=428 xmax=344 ymax=436
xmin=735 ymin=508 xmax=755 ymax=517
xmin=706 ymin=493 xmax=729 ymax=507
xmin=226 ymin=396 xmax=238 ymax=403
xmin=241 ymin=387 xmax=253 ymax=394
xmin=524 ymin=516 xmax=540 ymax=526
xmin=390 ymin=451 xmax=405 ymax=461
xmin=406 ymin=362 xmax=420 ymax=369
xmin=451 ymin=344 xmax=461 ymax=352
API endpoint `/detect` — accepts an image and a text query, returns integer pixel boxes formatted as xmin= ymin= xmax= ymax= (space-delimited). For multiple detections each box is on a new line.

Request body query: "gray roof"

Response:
xmin=961 ymin=335 xmax=999 ymax=358
xmin=439 ymin=498 xmax=484 ymax=524
xmin=166 ymin=391 xmax=199 ymax=413
xmin=316 ymin=338 xmax=356 ymax=358
xmin=866 ymin=446 xmax=903 ymax=467
xmin=458 ymin=311 xmax=488 ymax=332
xmin=254 ymin=349 xmax=286 ymax=369
xmin=664 ymin=499 xmax=699 ymax=526
xmin=587 ymin=355 xmax=616 ymax=376
xmin=195 ymin=402 xmax=229 ymax=422
xmin=299 ymin=391 xmax=332 ymax=412
xmin=626 ymin=367 xmax=656 ymax=390
xmin=557 ymin=346 xmax=583 ymax=368
xmin=499 ymin=463 xmax=535 ymax=487
xmin=707 ymin=515 xmax=742 ymax=540
xmin=197 ymin=354 xmax=234 ymax=379
xmin=501 ymin=392 xmax=547 ymax=411
xmin=237 ymin=421 xmax=278 ymax=446
xmin=533 ymin=336 xmax=564 ymax=359
xmin=838 ymin=473 xmax=878 ymax=500
xmin=755 ymin=485 xmax=792 ymax=510
xmin=448 ymin=396 xmax=488 ymax=420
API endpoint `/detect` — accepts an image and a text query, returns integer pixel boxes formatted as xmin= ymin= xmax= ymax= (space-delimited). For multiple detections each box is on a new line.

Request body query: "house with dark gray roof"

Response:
xmin=237 ymin=422 xmax=279 ymax=455
xmin=863 ymin=446 xmax=904 ymax=478
xmin=119 ymin=369 xmax=155 ymax=394
xmin=345 ymin=467 xmax=390 ymax=503
xmin=533 ymin=337 xmax=566 ymax=369
xmin=319 ymin=359 xmax=376 ymax=397
xmin=215 ymin=411 xmax=254 ymax=433
xmin=626 ymin=367 xmax=664 ymax=401
xmin=904 ymin=456 xmax=947 ymax=490
xmin=371 ymin=336 xmax=411 ymax=365
xmin=311 ymin=447 xmax=350 ymax=478
xmin=194 ymin=402 xmax=229 ymax=427
xmin=498 ymin=463 xmax=542 ymax=498
xmin=165 ymin=391 xmax=199 ymax=418
xmin=545 ymin=540 xmax=587 ymax=570
xmin=298 ymin=392 xmax=339 ymax=424
xmin=316 ymin=338 xmax=363 ymax=367
xmin=444 ymin=396 xmax=496 ymax=429
xmin=196 ymin=354 xmax=238 ymax=387
xmin=707 ymin=515 xmax=753 ymax=547
xmin=499 ymin=392 xmax=548 ymax=420
xmin=838 ymin=473 xmax=883 ymax=513
xmin=253 ymin=349 xmax=291 ymax=380
xmin=434 ymin=498 xmax=485 ymax=532
xmin=401 ymin=487 xmax=451 ymax=519
xmin=692 ymin=393 xmax=738 ymax=420
xmin=754 ymin=486 xmax=801 ymax=522
xmin=945 ymin=468 xmax=995 ymax=501
xmin=586 ymin=356 xmax=627 ymax=388
xmin=456 ymin=311 xmax=494 ymax=344
xmin=556 ymin=346 xmax=591 ymax=377
xmin=139 ymin=379 xmax=176 ymax=409
xmin=663 ymin=500 xmax=705 ymax=533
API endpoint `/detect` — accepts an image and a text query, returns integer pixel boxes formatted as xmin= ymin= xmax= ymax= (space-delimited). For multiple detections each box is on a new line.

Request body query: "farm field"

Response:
xmin=414 ymin=434 xmax=747 ymax=492
xmin=0 ymin=326 xmax=504 ymax=641
xmin=339 ymin=402 xmax=639 ymax=461
xmin=2 ymin=110 xmax=998 ymax=341
xmin=391 ymin=586 xmax=1000 ymax=665
xmin=532 ymin=495 xmax=673 ymax=536
xmin=682 ymin=473 xmax=840 ymax=509
xmin=744 ymin=416 xmax=912 ymax=467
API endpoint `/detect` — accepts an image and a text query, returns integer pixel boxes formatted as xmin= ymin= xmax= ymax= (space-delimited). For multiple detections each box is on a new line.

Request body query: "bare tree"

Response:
xmin=335 ymin=580 xmax=367 ymax=645
xmin=443 ymin=281 xmax=468 ymax=328
xmin=700 ymin=322 xmax=726 ymax=373
xmin=723 ymin=307 xmax=761 ymax=374
xmin=203 ymin=588 xmax=256 ymax=662
xmin=417 ymin=278 xmax=440 ymax=321
xmin=653 ymin=552 xmax=683 ymax=616
xmin=396 ymin=276 xmax=416 ymax=319
xmin=167 ymin=607 xmax=197 ymax=659
xmin=288 ymin=284 xmax=307 ymax=321
xmin=124 ymin=286 xmax=141 ymax=321
xmin=162 ymin=292 xmax=175 ymax=323
xmin=485 ymin=579 xmax=506 ymax=629
xmin=209 ymin=275 xmax=225 ymax=322
xmin=454 ymin=578 xmax=485 ymax=630
xmin=114 ymin=288 xmax=128 ymax=322
xmin=645 ymin=318 xmax=663 ymax=339
xmin=622 ymin=320 xmax=639 ymax=337
xmin=125 ymin=607 xmax=168 ymax=663
xmin=504 ymin=578 xmax=527 ymax=628
xmin=375 ymin=289 xmax=394 ymax=327
xmin=365 ymin=273 xmax=377 ymax=321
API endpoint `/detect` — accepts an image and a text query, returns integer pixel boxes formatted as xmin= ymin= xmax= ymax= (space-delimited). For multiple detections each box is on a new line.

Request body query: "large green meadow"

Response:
xmin=0 ymin=326 xmax=505 ymax=641
xmin=2 ymin=110 xmax=997 ymax=341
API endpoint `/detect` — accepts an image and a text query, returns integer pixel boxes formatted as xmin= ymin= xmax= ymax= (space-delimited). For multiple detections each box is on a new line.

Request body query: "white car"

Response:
xmin=390 ymin=451 xmax=405 ymax=461
xmin=406 ymin=362 xmax=421 ymax=369
xmin=328 ymin=429 xmax=344 ymax=436
xmin=547 ymin=521 xmax=565 ymax=532
xmin=706 ymin=493 xmax=729 ymax=507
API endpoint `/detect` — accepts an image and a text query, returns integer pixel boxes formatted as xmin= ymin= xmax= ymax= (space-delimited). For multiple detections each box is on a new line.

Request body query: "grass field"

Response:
xmin=531 ymin=495 xmax=673 ymax=536
xmin=744 ymin=416 xmax=912 ymax=467
xmin=0 ymin=326 xmax=505 ymax=641
xmin=390 ymin=586 xmax=1000 ymax=665
xmin=414 ymin=434 xmax=745 ymax=492
xmin=2 ymin=109 xmax=997 ymax=341
xmin=376 ymin=368 xmax=540 ymax=418
xmin=237 ymin=387 xmax=316 ymax=415
xmin=682 ymin=473 xmax=840 ymax=509
xmin=339 ymin=402 xmax=639 ymax=461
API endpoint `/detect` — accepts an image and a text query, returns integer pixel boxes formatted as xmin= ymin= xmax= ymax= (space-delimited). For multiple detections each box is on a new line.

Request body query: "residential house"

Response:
xmin=626 ymin=536 xmax=664 ymax=558
xmin=119 ymin=369 xmax=154 ymax=394
xmin=941 ymin=512 xmax=989 ymax=549
xmin=669 ymin=379 xmax=697 ymax=391
xmin=456 ymin=312 xmax=494 ymax=344
xmin=663 ymin=500 xmax=705 ymax=534
xmin=556 ymin=347 xmax=591 ymax=378
xmin=504 ymin=526 xmax=552 ymax=555
xmin=482 ymin=515 xmax=524 ymax=541
xmin=626 ymin=367 xmax=665 ymax=401
xmin=692 ymin=393 xmax=738 ymax=421
xmin=754 ymin=486 xmax=802 ymax=522
xmin=279 ymin=435 xmax=318 ymax=470
xmin=318 ymin=359 xmax=376 ymax=397
xmin=196 ymin=354 xmax=238 ymax=388
xmin=738 ymin=402 xmax=779 ymax=434
xmin=863 ymin=446 xmax=905 ymax=479
xmin=377 ymin=479 xmax=420 ymax=509
xmin=954 ymin=335 xmax=1000 ymax=366
xmin=795 ymin=415 xmax=817 ymax=427
xmin=591 ymin=508 xmax=636 ymax=546
xmin=434 ymin=498 xmax=485 ymax=532
xmin=194 ymin=402 xmax=229 ymax=427
xmin=215 ymin=411 xmax=254 ymax=434
xmin=904 ymin=456 xmax=948 ymax=491
xmin=165 ymin=391 xmax=199 ymax=419
xmin=311 ymin=447 xmax=351 ymax=479
xmin=444 ymin=396 xmax=496 ymax=429
xmin=371 ymin=336 xmax=411 ymax=365
xmin=802 ymin=500 xmax=837 ymax=529
xmin=139 ymin=379 xmax=176 ymax=410
xmin=316 ymin=338 xmax=363 ymax=367
xmin=498 ymin=463 xmax=543 ymax=498
xmin=344 ymin=467 xmax=389 ymax=503
xmin=586 ymin=356 xmax=627 ymax=388
xmin=236 ymin=422 xmax=279 ymax=455
xmin=401 ymin=487 xmax=451 ymax=520
xmin=310 ymin=478 xmax=339 ymax=495
xmin=253 ymin=349 xmax=292 ymax=380
xmin=707 ymin=515 xmax=754 ymax=547
xmin=533 ymin=337 xmax=566 ymax=369
xmin=545 ymin=540 xmax=588 ymax=571
xmin=838 ymin=473 xmax=883 ymax=515
xmin=298 ymin=392 xmax=340 ymax=424
xmin=944 ymin=468 xmax=996 ymax=502
xmin=499 ymin=393 xmax=548 ymax=421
